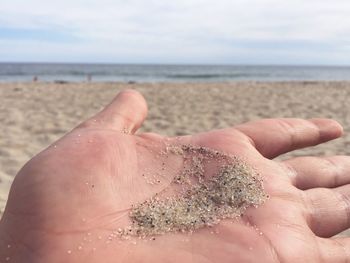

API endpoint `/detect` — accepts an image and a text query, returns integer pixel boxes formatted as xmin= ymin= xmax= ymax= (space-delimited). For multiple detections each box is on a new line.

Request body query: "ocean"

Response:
xmin=1 ymin=63 xmax=350 ymax=83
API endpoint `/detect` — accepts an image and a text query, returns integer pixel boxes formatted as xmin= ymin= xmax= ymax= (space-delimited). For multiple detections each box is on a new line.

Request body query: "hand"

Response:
xmin=0 ymin=90 xmax=348 ymax=263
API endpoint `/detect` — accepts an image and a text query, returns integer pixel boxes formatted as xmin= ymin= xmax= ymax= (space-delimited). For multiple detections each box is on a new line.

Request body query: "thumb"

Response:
xmin=80 ymin=89 xmax=148 ymax=134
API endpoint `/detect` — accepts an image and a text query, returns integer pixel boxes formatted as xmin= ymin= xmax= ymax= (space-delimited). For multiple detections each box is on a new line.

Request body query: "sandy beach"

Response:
xmin=1 ymin=81 xmax=350 ymax=220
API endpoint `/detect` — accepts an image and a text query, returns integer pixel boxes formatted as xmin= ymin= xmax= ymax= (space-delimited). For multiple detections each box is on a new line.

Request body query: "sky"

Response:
xmin=0 ymin=0 xmax=350 ymax=65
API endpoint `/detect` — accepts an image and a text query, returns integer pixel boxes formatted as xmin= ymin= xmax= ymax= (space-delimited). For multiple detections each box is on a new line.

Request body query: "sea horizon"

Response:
xmin=1 ymin=62 xmax=350 ymax=83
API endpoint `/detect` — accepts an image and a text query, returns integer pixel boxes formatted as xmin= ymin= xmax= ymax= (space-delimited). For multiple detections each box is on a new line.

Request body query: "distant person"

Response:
xmin=87 ymin=74 xmax=92 ymax=82
xmin=0 ymin=90 xmax=349 ymax=262
xmin=32 ymin=76 xmax=38 ymax=82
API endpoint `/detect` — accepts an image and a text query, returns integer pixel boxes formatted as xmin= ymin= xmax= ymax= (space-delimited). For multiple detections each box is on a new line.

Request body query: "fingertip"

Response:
xmin=234 ymin=118 xmax=344 ymax=159
xmin=309 ymin=118 xmax=344 ymax=141
xmin=118 ymin=89 xmax=148 ymax=115
xmin=113 ymin=89 xmax=148 ymax=133
xmin=79 ymin=89 xmax=148 ymax=133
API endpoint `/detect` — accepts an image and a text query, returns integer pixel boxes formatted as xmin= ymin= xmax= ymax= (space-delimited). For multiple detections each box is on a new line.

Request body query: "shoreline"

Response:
xmin=1 ymin=80 xmax=350 ymax=85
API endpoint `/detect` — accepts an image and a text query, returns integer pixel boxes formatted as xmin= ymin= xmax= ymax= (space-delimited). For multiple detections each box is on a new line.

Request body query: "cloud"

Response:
xmin=0 ymin=0 xmax=349 ymax=64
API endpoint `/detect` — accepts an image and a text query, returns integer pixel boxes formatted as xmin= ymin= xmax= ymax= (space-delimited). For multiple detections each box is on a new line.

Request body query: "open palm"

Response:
xmin=1 ymin=90 xmax=349 ymax=263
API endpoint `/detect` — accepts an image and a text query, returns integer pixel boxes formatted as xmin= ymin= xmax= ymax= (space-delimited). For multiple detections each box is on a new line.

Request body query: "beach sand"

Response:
xmin=1 ymin=81 xmax=350 ymax=234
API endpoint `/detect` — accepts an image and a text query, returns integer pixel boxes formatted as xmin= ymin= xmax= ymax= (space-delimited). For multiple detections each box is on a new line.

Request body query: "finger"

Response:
xmin=304 ymin=185 xmax=350 ymax=237
xmin=81 ymin=89 xmax=148 ymax=134
xmin=317 ymin=237 xmax=350 ymax=263
xmin=235 ymin=118 xmax=343 ymax=159
xmin=284 ymin=156 xmax=350 ymax=190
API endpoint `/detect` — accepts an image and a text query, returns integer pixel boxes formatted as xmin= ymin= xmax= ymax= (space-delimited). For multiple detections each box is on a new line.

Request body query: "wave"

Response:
xmin=165 ymin=73 xmax=254 ymax=79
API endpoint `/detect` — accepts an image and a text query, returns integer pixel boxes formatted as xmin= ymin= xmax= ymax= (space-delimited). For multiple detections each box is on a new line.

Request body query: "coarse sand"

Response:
xmin=119 ymin=144 xmax=267 ymax=238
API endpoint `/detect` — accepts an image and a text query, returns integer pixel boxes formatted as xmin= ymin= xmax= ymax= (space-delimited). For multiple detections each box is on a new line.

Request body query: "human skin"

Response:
xmin=1 ymin=90 xmax=350 ymax=262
